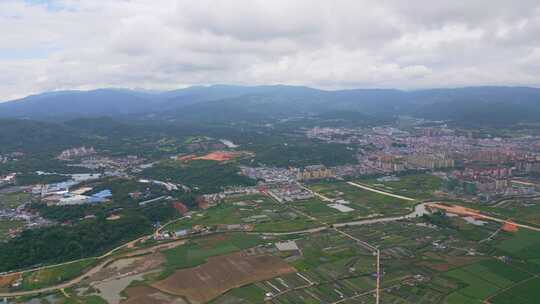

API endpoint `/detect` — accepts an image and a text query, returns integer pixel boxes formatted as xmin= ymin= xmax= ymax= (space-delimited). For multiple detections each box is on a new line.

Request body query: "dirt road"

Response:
xmin=1 ymin=181 xmax=536 ymax=298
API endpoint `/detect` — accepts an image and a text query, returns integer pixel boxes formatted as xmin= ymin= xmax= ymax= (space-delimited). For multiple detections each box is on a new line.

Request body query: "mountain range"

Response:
xmin=1 ymin=85 xmax=540 ymax=126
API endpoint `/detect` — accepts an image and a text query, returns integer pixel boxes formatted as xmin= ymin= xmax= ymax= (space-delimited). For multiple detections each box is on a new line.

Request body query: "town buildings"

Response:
xmin=266 ymin=183 xmax=314 ymax=202
xmin=0 ymin=173 xmax=16 ymax=187
xmin=295 ymin=165 xmax=335 ymax=181
xmin=240 ymin=166 xmax=297 ymax=183
xmin=57 ymin=146 xmax=96 ymax=160
xmin=516 ymin=159 xmax=540 ymax=174
xmin=406 ymin=154 xmax=454 ymax=170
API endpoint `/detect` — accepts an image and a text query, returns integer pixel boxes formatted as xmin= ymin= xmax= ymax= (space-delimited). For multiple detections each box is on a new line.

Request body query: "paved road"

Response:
xmin=256 ymin=203 xmax=429 ymax=236
xmin=0 ymin=237 xmax=145 ymax=298
xmin=492 ymin=194 xmax=540 ymax=207
xmin=346 ymin=181 xmax=416 ymax=201
xmin=426 ymin=203 xmax=540 ymax=232
xmin=342 ymin=182 xmax=540 ymax=231
xmin=255 ymin=226 xmax=328 ymax=236
xmin=0 ymin=216 xmax=191 ymax=298
xmin=0 ymin=238 xmax=186 ymax=298
xmin=297 ymin=184 xmax=333 ymax=202
xmin=2 ymin=216 xmax=188 ymax=279
xmin=334 ymin=203 xmax=428 ymax=228
xmin=0 ymin=200 xmax=427 ymax=298
xmin=138 ymin=195 xmax=170 ymax=206
xmin=0 ymin=234 xmax=149 ymax=278
xmin=480 ymin=215 xmax=540 ymax=232
xmin=0 ymin=258 xmax=110 ymax=298
xmin=257 ymin=182 xmax=431 ymax=236
xmin=1 ymin=181 xmax=536 ymax=298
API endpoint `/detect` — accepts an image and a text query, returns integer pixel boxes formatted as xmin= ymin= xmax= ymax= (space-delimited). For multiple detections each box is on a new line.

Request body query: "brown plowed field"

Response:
xmin=152 ymin=252 xmax=294 ymax=303
xmin=123 ymin=285 xmax=188 ymax=304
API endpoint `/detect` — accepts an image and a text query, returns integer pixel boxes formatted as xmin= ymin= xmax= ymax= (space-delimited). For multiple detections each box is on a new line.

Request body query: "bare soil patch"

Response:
xmin=88 ymin=252 xmax=165 ymax=283
xmin=87 ymin=240 xmax=185 ymax=284
xmin=152 ymin=252 xmax=295 ymax=303
xmin=122 ymin=285 xmax=187 ymax=304
xmin=194 ymin=151 xmax=241 ymax=162
xmin=502 ymin=221 xmax=519 ymax=232
xmin=0 ymin=273 xmax=20 ymax=289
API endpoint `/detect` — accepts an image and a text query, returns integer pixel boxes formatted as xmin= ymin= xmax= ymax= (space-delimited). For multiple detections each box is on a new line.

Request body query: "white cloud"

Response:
xmin=0 ymin=0 xmax=540 ymax=100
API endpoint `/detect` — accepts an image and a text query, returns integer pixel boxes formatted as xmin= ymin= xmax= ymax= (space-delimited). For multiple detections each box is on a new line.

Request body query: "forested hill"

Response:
xmin=410 ymin=87 xmax=540 ymax=126
xmin=0 ymin=119 xmax=83 ymax=153
xmin=1 ymin=85 xmax=540 ymax=126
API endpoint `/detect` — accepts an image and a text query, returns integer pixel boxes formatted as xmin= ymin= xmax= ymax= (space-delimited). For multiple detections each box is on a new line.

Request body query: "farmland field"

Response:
xmin=490 ymin=277 xmax=540 ymax=304
xmin=167 ymin=194 xmax=317 ymax=232
xmin=3 ymin=173 xmax=540 ymax=304
xmin=293 ymin=198 xmax=358 ymax=223
xmin=160 ymin=232 xmax=264 ymax=274
xmin=209 ymin=284 xmax=267 ymax=304
xmin=153 ymin=252 xmax=295 ymax=303
xmin=20 ymin=258 xmax=97 ymax=291
xmin=122 ymin=285 xmax=187 ymax=304
xmin=442 ymin=259 xmax=532 ymax=303
xmin=308 ymin=181 xmax=415 ymax=217
xmin=444 ymin=268 xmax=500 ymax=301
xmin=464 ymin=260 xmax=531 ymax=284
xmin=496 ymin=230 xmax=540 ymax=259
xmin=208 ymin=230 xmax=378 ymax=304
xmin=358 ymin=173 xmax=443 ymax=199
xmin=457 ymin=199 xmax=540 ymax=227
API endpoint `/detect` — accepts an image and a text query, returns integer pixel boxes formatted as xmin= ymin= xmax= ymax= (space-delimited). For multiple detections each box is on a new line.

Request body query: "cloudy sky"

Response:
xmin=1 ymin=0 xmax=540 ymax=100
